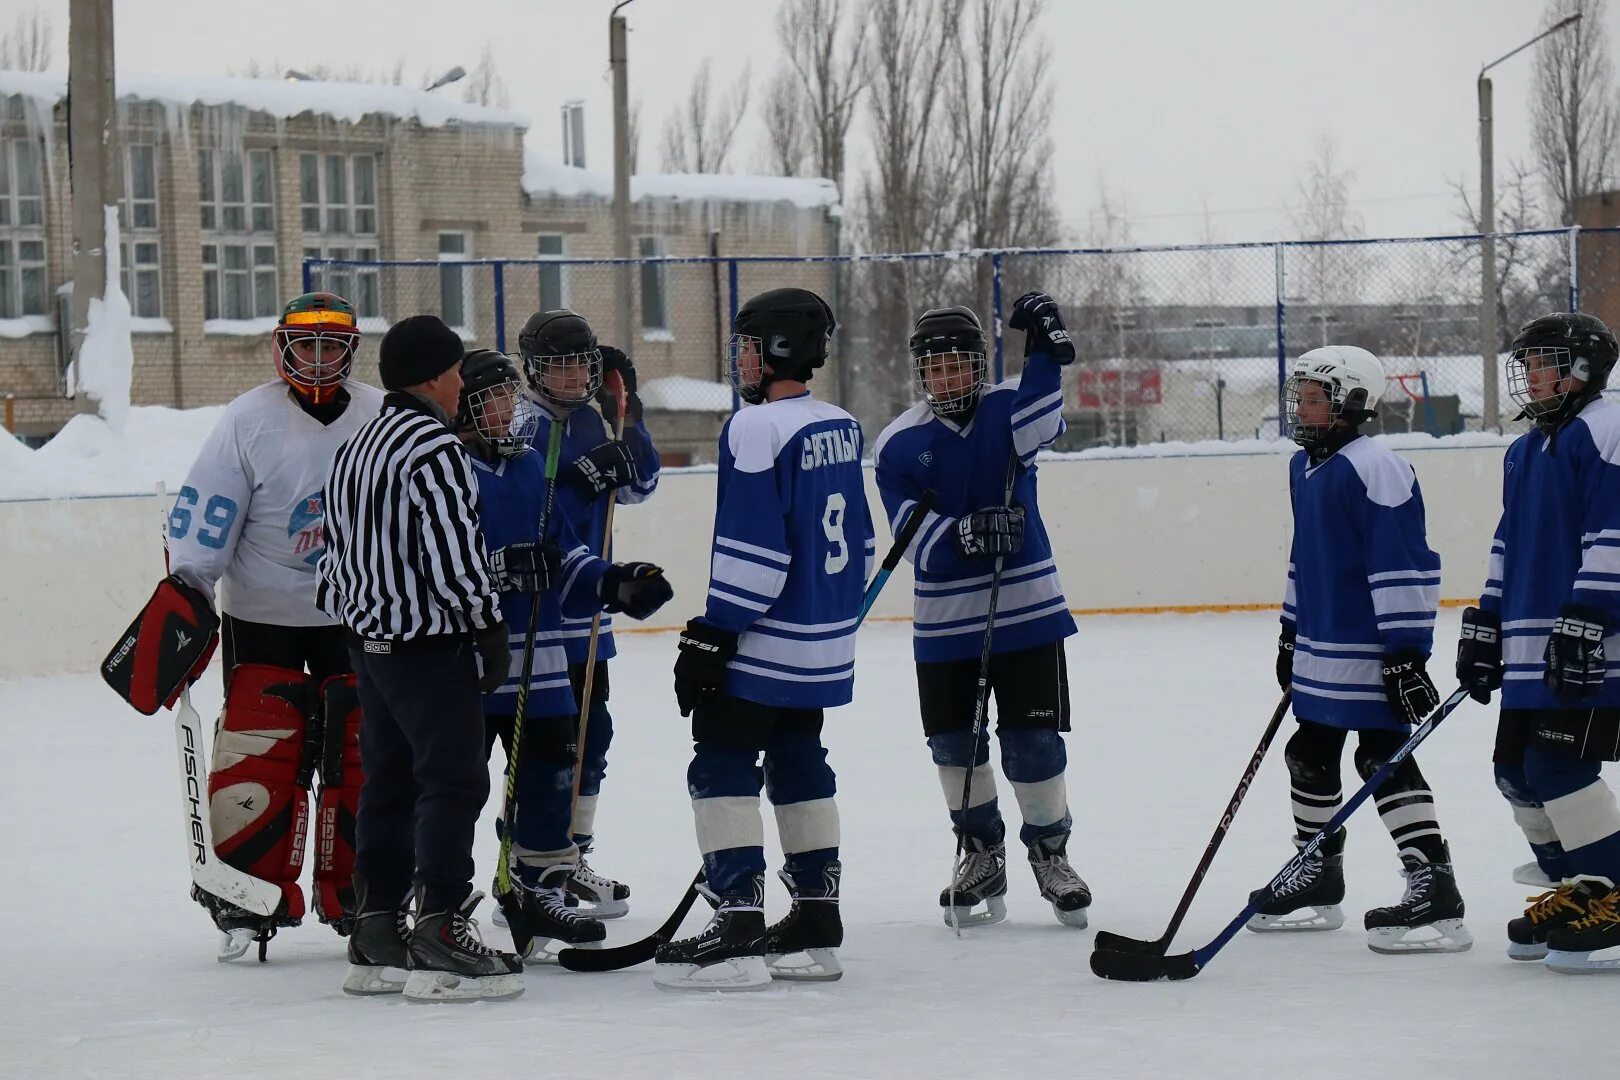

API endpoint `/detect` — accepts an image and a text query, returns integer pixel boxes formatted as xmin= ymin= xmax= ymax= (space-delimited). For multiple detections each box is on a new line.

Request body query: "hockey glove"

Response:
xmin=1544 ymin=603 xmax=1608 ymax=703
xmin=102 ymin=574 xmax=220 ymax=715
xmin=1008 ymin=291 xmax=1075 ymax=364
xmin=565 ymin=440 xmax=641 ymax=496
xmin=475 ymin=621 xmax=512 ymax=694
xmin=1277 ymin=625 xmax=1296 ymax=692
xmin=1455 ymin=605 xmax=1503 ymax=705
xmin=955 ymin=505 xmax=1026 ymax=560
xmin=602 ymin=561 xmax=673 ymax=619
xmin=489 ymin=541 xmax=563 ymax=595
xmin=1382 ymin=652 xmax=1440 ymax=726
xmin=674 ymin=619 xmax=738 ymax=717
xmin=597 ymin=346 xmax=644 ymax=427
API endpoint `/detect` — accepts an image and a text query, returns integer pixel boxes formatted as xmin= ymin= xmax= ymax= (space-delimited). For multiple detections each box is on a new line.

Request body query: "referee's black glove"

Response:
xmin=475 ymin=621 xmax=511 ymax=694
xmin=674 ymin=619 xmax=738 ymax=717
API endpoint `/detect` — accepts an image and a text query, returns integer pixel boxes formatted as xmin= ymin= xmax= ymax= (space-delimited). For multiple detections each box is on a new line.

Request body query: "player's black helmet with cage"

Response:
xmin=519 ymin=308 xmax=603 ymax=410
xmin=910 ymin=306 xmax=987 ymax=419
xmin=1507 ymin=312 xmax=1619 ymax=433
xmin=458 ymin=349 xmax=539 ymax=458
xmin=728 ymin=288 xmax=836 ymax=405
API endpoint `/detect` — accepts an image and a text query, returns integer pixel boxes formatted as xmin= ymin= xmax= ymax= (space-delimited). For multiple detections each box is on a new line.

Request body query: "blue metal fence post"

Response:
xmin=728 ymin=258 xmax=741 ymax=413
xmin=492 ymin=261 xmax=507 ymax=353
xmin=1274 ymin=243 xmax=1288 ymax=438
xmin=301 ymin=258 xmax=312 ymax=294
xmin=1569 ymin=225 xmax=1581 ymax=312
xmin=991 ymin=252 xmax=1005 ymax=382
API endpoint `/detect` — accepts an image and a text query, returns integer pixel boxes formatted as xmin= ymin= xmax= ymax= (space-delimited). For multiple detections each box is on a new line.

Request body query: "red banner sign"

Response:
xmin=1076 ymin=368 xmax=1162 ymax=409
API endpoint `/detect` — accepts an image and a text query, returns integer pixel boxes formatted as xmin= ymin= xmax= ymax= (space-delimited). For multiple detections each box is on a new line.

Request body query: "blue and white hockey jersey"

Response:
xmin=873 ymin=350 xmax=1076 ymax=664
xmin=470 ymin=448 xmax=609 ymax=719
xmin=701 ymin=393 xmax=876 ymax=709
xmin=532 ymin=404 xmax=660 ymax=666
xmin=1479 ymin=398 xmax=1620 ymax=710
xmin=1282 ymin=436 xmax=1441 ymax=731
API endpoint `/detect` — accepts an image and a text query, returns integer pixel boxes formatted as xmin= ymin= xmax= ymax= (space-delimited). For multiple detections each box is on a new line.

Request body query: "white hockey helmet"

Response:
xmin=1285 ymin=345 xmax=1386 ymax=446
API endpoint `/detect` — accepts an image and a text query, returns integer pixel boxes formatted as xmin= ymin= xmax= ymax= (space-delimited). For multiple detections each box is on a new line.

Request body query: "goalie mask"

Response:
xmin=273 ymin=292 xmax=361 ymax=406
xmin=1284 ymin=345 xmax=1385 ymax=448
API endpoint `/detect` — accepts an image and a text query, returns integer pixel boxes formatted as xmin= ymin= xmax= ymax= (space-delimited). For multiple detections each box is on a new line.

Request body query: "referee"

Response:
xmin=317 ymin=314 xmax=524 ymax=1003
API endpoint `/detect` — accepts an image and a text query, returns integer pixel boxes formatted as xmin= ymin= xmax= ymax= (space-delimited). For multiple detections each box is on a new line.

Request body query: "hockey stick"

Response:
xmin=556 ymin=492 xmax=939 ymax=972
xmin=493 ymin=419 xmax=568 ymax=956
xmin=948 ymin=453 xmax=1020 ymax=936
xmin=1090 ymin=686 xmax=1471 ymax=982
xmin=1092 ymin=692 xmax=1291 ymax=957
xmin=155 ymin=482 xmax=285 ymax=921
xmin=568 ymin=370 xmax=628 ymax=835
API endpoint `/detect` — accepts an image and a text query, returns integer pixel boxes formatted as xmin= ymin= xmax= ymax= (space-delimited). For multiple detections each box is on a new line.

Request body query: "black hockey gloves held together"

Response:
xmin=489 ymin=541 xmax=563 ymax=595
xmin=955 ymin=505 xmax=1026 ymax=560
xmin=1008 ymin=291 xmax=1075 ymax=364
xmin=1277 ymin=626 xmax=1296 ymax=692
xmin=674 ymin=619 xmax=739 ymax=717
xmin=601 ymin=561 xmax=673 ymax=620
xmin=1382 ymin=652 xmax=1440 ymax=726
xmin=1455 ymin=605 xmax=1502 ymax=705
xmin=1545 ymin=604 xmax=1608 ymax=703
xmin=565 ymin=440 xmax=641 ymax=496
xmin=475 ymin=621 xmax=512 ymax=694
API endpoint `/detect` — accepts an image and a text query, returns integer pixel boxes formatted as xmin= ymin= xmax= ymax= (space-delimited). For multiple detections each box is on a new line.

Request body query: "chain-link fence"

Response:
xmin=306 ymin=226 xmax=1620 ymax=457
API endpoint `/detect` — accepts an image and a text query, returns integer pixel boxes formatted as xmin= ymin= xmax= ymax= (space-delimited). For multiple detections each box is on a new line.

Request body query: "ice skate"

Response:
xmin=403 ymin=891 xmax=525 ymax=1003
xmin=1544 ymin=878 xmax=1620 ymax=973
xmin=566 ymin=846 xmax=630 ymax=920
xmin=513 ymin=864 xmax=606 ymax=964
xmin=654 ymin=878 xmax=771 ymax=992
xmin=342 ymin=907 xmax=411 ymax=995
xmin=762 ymin=865 xmax=843 ymax=982
xmin=940 ymin=834 xmax=1008 ymax=929
xmin=1246 ymin=828 xmax=1346 ymax=932
xmin=1028 ymin=834 xmax=1091 ymax=929
xmin=1363 ymin=847 xmax=1472 ymax=955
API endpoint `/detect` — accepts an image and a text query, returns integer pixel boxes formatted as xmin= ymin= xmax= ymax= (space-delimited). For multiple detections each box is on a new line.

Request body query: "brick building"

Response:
xmin=0 ymin=71 xmax=840 ymax=458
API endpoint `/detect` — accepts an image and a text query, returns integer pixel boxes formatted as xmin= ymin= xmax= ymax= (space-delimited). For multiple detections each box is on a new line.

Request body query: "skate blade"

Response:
xmin=574 ymin=898 xmax=629 ymax=920
xmin=653 ymin=955 xmax=772 ymax=992
xmin=1051 ymin=902 xmax=1090 ymax=929
xmin=941 ymin=895 xmax=1008 ymax=929
xmin=216 ymin=928 xmax=257 ymax=962
xmin=1507 ymin=940 xmax=1550 ymax=961
xmin=766 ymin=948 xmax=843 ymax=982
xmin=402 ymin=970 xmax=525 ymax=1003
xmin=1545 ymin=947 xmax=1620 ymax=974
xmin=523 ymin=937 xmax=602 ymax=966
xmin=342 ymin=963 xmax=408 ymax=995
xmin=1512 ymin=862 xmax=1561 ymax=890
xmin=1366 ymin=919 xmax=1473 ymax=955
xmin=1245 ymin=905 xmax=1345 ymax=933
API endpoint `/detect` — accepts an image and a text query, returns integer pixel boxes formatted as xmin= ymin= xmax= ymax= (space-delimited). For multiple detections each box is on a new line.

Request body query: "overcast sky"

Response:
xmin=20 ymin=0 xmax=1620 ymax=245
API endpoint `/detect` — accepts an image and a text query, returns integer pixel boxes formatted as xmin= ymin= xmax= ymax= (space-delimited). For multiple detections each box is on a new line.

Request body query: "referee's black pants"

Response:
xmin=348 ymin=634 xmax=490 ymax=914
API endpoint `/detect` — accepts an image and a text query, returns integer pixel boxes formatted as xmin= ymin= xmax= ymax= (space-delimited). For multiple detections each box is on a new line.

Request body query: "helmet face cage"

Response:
xmin=525 ymin=348 xmax=603 ymax=410
xmin=274 ymin=327 xmax=358 ymax=404
xmin=1508 ymin=345 xmax=1576 ymax=419
xmin=467 ymin=377 xmax=540 ymax=458
xmin=728 ymin=333 xmax=767 ymax=404
xmin=913 ymin=348 xmax=986 ymax=418
xmin=1284 ymin=373 xmax=1363 ymax=446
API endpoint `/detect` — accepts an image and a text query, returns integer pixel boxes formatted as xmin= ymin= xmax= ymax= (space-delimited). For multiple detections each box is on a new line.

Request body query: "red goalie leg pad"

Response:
xmin=208 ymin=664 xmax=312 ymax=921
xmin=312 ymin=674 xmax=364 ymax=931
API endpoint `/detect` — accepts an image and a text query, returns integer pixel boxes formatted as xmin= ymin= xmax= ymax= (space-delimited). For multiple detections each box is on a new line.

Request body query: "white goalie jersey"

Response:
xmin=167 ymin=380 xmax=384 ymax=627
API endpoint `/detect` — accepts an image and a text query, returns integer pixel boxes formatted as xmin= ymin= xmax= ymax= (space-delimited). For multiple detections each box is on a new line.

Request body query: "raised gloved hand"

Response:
xmin=1455 ymin=605 xmax=1502 ymax=705
xmin=475 ymin=621 xmax=512 ymax=694
xmin=489 ymin=541 xmax=563 ymax=595
xmin=1277 ymin=626 xmax=1296 ymax=693
xmin=565 ymin=440 xmax=640 ymax=496
xmin=674 ymin=619 xmax=739 ymax=717
xmin=602 ymin=561 xmax=673 ymax=619
xmin=1545 ymin=603 xmax=1608 ymax=703
xmin=1008 ymin=291 xmax=1075 ymax=364
xmin=1382 ymin=652 xmax=1440 ymax=725
xmin=954 ymin=505 xmax=1026 ymax=560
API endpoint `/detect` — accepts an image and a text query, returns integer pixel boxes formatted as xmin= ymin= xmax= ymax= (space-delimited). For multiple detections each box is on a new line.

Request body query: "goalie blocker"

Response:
xmin=102 ymin=575 xmax=219 ymax=715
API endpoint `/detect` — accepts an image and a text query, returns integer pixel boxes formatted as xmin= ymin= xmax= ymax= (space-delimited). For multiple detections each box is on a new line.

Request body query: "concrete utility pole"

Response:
xmin=67 ymin=0 xmax=120 ymax=384
xmin=610 ymin=1 xmax=636 ymax=350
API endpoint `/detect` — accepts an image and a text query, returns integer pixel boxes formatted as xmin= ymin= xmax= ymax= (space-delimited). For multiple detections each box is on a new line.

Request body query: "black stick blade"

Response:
xmin=558 ymin=874 xmax=703 ymax=973
xmin=1091 ymin=930 xmax=1168 ymax=956
xmin=1090 ymin=945 xmax=1201 ymax=982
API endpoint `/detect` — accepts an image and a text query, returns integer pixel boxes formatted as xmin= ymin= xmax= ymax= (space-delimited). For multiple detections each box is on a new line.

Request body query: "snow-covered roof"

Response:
xmin=0 ymin=70 xmax=527 ymax=130
xmin=522 ymin=146 xmax=839 ymax=210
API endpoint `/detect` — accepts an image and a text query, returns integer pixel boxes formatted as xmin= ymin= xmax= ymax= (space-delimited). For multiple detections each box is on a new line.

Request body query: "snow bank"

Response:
xmin=522 ymin=146 xmax=840 ymax=210
xmin=1051 ymin=429 xmax=1517 ymax=462
xmin=72 ymin=207 xmax=134 ymax=432
xmin=0 ymin=405 xmax=224 ymax=500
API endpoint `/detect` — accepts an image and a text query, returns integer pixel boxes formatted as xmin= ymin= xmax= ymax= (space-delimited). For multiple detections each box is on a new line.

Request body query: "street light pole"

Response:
xmin=610 ymin=1 xmax=636 ymax=352
xmin=1478 ymin=12 xmax=1582 ymax=433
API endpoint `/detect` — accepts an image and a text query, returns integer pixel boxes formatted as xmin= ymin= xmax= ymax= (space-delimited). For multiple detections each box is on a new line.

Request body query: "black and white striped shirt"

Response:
xmin=317 ymin=392 xmax=503 ymax=640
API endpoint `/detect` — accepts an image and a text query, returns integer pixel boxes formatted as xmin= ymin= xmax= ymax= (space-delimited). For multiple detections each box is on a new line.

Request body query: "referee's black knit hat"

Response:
xmin=379 ymin=315 xmax=465 ymax=390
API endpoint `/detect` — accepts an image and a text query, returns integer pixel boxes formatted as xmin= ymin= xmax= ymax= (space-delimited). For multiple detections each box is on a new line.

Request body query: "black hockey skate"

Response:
xmin=1544 ymin=878 xmax=1620 ymax=972
xmin=1508 ymin=879 xmax=1597 ymax=961
xmin=940 ymin=834 xmax=1008 ymax=929
xmin=762 ymin=864 xmax=843 ymax=982
xmin=1246 ymin=828 xmax=1346 ymax=932
xmin=653 ymin=878 xmax=770 ymax=992
xmin=1028 ymin=834 xmax=1091 ymax=929
xmin=191 ymin=883 xmax=300 ymax=963
xmin=343 ymin=906 xmax=412 ymax=995
xmin=1363 ymin=846 xmax=1472 ymax=954
xmin=404 ymin=891 xmax=525 ymax=1003
xmin=512 ymin=864 xmax=607 ymax=964
xmin=567 ymin=846 xmax=631 ymax=920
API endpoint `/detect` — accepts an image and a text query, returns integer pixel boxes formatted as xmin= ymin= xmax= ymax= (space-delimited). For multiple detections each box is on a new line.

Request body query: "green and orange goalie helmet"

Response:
xmin=272 ymin=292 xmax=361 ymax=404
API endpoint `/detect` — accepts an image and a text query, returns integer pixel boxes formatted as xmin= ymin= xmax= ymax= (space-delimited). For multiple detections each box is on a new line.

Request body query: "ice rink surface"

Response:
xmin=1 ymin=614 xmax=1606 ymax=1078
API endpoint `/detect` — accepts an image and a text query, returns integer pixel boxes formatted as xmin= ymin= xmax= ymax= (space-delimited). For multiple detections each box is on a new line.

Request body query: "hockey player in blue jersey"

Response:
xmin=1254 ymin=344 xmax=1471 ymax=954
xmin=1456 ymin=312 xmax=1620 ymax=973
xmin=656 ymin=288 xmax=875 ymax=992
xmin=873 ymin=293 xmax=1091 ymax=930
xmin=518 ymin=309 xmax=661 ymax=917
xmin=455 ymin=350 xmax=671 ymax=961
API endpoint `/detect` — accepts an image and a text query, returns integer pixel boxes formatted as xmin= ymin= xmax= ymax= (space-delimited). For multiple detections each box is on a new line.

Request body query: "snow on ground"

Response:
xmin=0 ymin=614 xmax=1607 ymax=1078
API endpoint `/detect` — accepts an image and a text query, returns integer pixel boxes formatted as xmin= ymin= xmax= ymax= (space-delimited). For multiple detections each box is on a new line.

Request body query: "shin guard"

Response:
xmin=313 ymin=674 xmax=363 ymax=933
xmin=208 ymin=664 xmax=311 ymax=922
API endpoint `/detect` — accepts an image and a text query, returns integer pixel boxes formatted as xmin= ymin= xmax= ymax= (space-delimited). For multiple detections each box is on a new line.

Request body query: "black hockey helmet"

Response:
xmin=458 ymin=349 xmax=537 ymax=458
xmin=728 ymin=287 xmax=836 ymax=404
xmin=518 ymin=308 xmax=602 ymax=410
xmin=909 ymin=306 xmax=987 ymax=419
xmin=1507 ymin=311 xmax=1620 ymax=431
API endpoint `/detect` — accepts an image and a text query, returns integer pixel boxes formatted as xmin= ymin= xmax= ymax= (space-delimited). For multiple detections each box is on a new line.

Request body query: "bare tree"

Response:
xmin=1290 ymin=134 xmax=1370 ymax=309
xmin=0 ymin=8 xmax=52 ymax=72
xmin=1451 ymin=161 xmax=1565 ymax=346
xmin=759 ymin=69 xmax=809 ymax=176
xmin=775 ymin=0 xmax=869 ymax=192
xmin=463 ymin=42 xmax=510 ymax=109
xmin=659 ymin=59 xmax=752 ymax=173
xmin=1531 ymin=0 xmax=1619 ymax=225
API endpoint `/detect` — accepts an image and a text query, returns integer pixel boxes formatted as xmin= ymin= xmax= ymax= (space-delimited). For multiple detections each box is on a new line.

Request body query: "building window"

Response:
xmin=124 ymin=145 xmax=159 ymax=230
xmin=201 ymin=149 xmax=279 ymax=321
xmin=303 ymin=244 xmax=381 ymax=319
xmin=537 ymin=233 xmax=567 ymax=312
xmin=119 ymin=145 xmax=162 ymax=318
xmin=300 ymin=152 xmax=377 ymax=236
xmin=203 ymin=242 xmax=278 ymax=321
xmin=199 ymin=149 xmax=274 ymax=234
xmin=638 ymin=235 xmax=668 ymax=333
xmin=121 ymin=240 xmax=162 ymax=320
xmin=439 ymin=231 xmax=472 ymax=334
xmin=0 ymin=138 xmax=47 ymax=318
